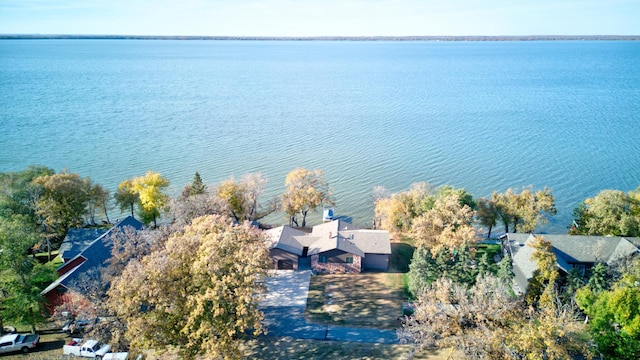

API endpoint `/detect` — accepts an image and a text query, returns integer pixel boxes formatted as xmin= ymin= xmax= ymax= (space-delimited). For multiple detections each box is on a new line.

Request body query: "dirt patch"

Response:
xmin=305 ymin=273 xmax=406 ymax=329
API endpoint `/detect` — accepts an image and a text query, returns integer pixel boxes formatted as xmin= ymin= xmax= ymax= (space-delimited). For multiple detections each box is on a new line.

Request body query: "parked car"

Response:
xmin=0 ymin=333 xmax=40 ymax=354
xmin=62 ymin=338 xmax=129 ymax=359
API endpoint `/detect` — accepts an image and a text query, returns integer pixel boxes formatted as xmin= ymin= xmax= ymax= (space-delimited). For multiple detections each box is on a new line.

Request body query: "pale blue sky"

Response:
xmin=0 ymin=0 xmax=638 ymax=36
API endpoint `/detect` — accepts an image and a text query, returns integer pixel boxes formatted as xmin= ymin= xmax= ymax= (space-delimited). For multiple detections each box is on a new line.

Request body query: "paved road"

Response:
xmin=259 ymin=270 xmax=398 ymax=344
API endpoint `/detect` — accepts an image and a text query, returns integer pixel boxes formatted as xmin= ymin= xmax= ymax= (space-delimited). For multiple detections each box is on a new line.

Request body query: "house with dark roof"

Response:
xmin=265 ymin=219 xmax=392 ymax=273
xmin=41 ymin=216 xmax=143 ymax=313
xmin=59 ymin=228 xmax=108 ymax=262
xmin=502 ymin=233 xmax=639 ymax=294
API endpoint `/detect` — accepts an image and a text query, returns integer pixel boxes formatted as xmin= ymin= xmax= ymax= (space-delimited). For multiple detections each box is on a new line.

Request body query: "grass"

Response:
xmin=474 ymin=243 xmax=501 ymax=260
xmin=389 ymin=242 xmax=414 ymax=273
xmin=242 ymin=337 xmax=451 ymax=360
xmin=305 ymin=273 xmax=406 ymax=329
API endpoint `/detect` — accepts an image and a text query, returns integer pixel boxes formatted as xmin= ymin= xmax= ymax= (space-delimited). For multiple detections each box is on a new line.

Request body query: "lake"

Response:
xmin=1 ymin=40 xmax=639 ymax=232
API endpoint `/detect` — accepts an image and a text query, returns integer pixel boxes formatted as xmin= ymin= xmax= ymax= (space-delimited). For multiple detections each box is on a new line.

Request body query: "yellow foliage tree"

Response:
xmin=491 ymin=186 xmax=556 ymax=233
xmin=526 ymin=236 xmax=559 ymax=308
xmin=281 ymin=168 xmax=333 ymax=227
xmin=107 ymin=215 xmax=270 ymax=359
xmin=119 ymin=171 xmax=169 ymax=227
xmin=374 ymin=182 xmax=436 ymax=233
xmin=410 ymin=195 xmax=477 ymax=251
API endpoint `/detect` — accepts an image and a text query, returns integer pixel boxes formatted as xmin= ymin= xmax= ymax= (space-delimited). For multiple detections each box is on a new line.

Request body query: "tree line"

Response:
xmin=1 ymin=165 xmax=639 ymax=358
xmin=372 ymin=183 xmax=639 ymax=359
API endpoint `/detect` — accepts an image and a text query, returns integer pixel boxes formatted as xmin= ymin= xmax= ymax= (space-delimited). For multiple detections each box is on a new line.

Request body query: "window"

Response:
xmin=346 ymin=257 xmax=353 ymax=264
xmin=320 ymin=256 xmax=327 ymax=263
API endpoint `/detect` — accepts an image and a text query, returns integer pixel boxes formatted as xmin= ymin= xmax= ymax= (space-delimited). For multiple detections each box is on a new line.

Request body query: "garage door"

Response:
xmin=277 ymin=260 xmax=294 ymax=270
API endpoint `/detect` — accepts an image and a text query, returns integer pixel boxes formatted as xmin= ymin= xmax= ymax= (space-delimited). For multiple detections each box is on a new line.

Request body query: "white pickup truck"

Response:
xmin=0 ymin=333 xmax=40 ymax=354
xmin=62 ymin=338 xmax=129 ymax=359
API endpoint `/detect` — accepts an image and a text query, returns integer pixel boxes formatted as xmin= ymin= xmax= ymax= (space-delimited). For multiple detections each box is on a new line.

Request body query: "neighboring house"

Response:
xmin=265 ymin=219 xmax=392 ymax=273
xmin=502 ymin=233 xmax=639 ymax=294
xmin=41 ymin=216 xmax=143 ymax=313
xmin=59 ymin=228 xmax=108 ymax=262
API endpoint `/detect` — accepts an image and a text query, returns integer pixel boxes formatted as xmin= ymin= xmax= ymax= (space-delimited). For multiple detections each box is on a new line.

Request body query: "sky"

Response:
xmin=0 ymin=0 xmax=638 ymax=36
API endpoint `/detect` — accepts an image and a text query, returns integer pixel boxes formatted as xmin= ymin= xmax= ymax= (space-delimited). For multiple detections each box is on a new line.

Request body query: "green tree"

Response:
xmin=571 ymin=189 xmax=640 ymax=236
xmin=32 ymin=170 xmax=91 ymax=239
xmin=492 ymin=187 xmax=556 ymax=233
xmin=407 ymin=247 xmax=438 ymax=296
xmin=476 ymin=252 xmax=493 ymax=277
xmin=131 ymin=171 xmax=170 ymax=227
xmin=107 ymin=215 xmax=270 ymax=359
xmin=0 ymin=215 xmax=57 ymax=333
xmin=576 ymin=257 xmax=640 ymax=360
xmin=281 ymin=168 xmax=333 ymax=227
xmin=497 ymin=253 xmax=514 ymax=284
xmin=87 ymin=182 xmax=111 ymax=225
xmin=587 ymin=262 xmax=609 ymax=293
xmin=562 ymin=267 xmax=586 ymax=306
xmin=180 ymin=172 xmax=206 ymax=199
xmin=0 ymin=166 xmax=54 ymax=221
xmin=114 ymin=179 xmax=139 ymax=218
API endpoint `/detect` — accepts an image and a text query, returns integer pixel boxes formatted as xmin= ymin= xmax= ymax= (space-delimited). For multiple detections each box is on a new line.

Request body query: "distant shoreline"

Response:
xmin=1 ymin=34 xmax=639 ymax=41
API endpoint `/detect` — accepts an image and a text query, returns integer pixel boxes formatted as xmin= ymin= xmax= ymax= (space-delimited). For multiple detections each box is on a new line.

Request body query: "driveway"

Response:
xmin=260 ymin=270 xmax=312 ymax=308
xmin=259 ymin=270 xmax=398 ymax=344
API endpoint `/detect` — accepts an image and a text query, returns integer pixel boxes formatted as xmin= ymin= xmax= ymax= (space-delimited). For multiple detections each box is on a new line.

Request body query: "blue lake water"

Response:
xmin=1 ymin=40 xmax=639 ymax=232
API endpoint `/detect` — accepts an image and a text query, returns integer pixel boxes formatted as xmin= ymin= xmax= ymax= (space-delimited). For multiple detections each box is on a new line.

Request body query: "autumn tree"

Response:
xmin=216 ymin=173 xmax=274 ymax=223
xmin=281 ymin=168 xmax=333 ymax=227
xmin=32 ymin=170 xmax=91 ymax=239
xmin=401 ymin=273 xmax=593 ymax=359
xmin=374 ymin=182 xmax=435 ymax=233
xmin=0 ymin=215 xmax=57 ymax=333
xmin=114 ymin=179 xmax=138 ymax=218
xmin=107 ymin=215 xmax=270 ymax=359
xmin=170 ymin=191 xmax=225 ymax=228
xmin=400 ymin=275 xmax=520 ymax=359
xmin=126 ymin=171 xmax=170 ymax=227
xmin=410 ymin=196 xmax=477 ymax=251
xmin=491 ymin=186 xmax=556 ymax=233
xmin=570 ymin=189 xmax=640 ymax=236
xmin=525 ymin=236 xmax=559 ymax=308
xmin=505 ymin=300 xmax=594 ymax=360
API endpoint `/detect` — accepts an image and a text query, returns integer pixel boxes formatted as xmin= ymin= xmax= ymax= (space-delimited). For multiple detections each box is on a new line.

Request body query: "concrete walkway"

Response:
xmin=259 ymin=270 xmax=398 ymax=344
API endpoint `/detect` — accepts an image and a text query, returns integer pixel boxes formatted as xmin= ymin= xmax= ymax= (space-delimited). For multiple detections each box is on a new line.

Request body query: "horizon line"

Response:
xmin=1 ymin=34 xmax=640 ymax=41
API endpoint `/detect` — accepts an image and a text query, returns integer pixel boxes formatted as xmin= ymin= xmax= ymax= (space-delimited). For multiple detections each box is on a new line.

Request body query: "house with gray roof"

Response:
xmin=41 ymin=216 xmax=143 ymax=313
xmin=502 ymin=233 xmax=639 ymax=294
xmin=264 ymin=219 xmax=391 ymax=273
